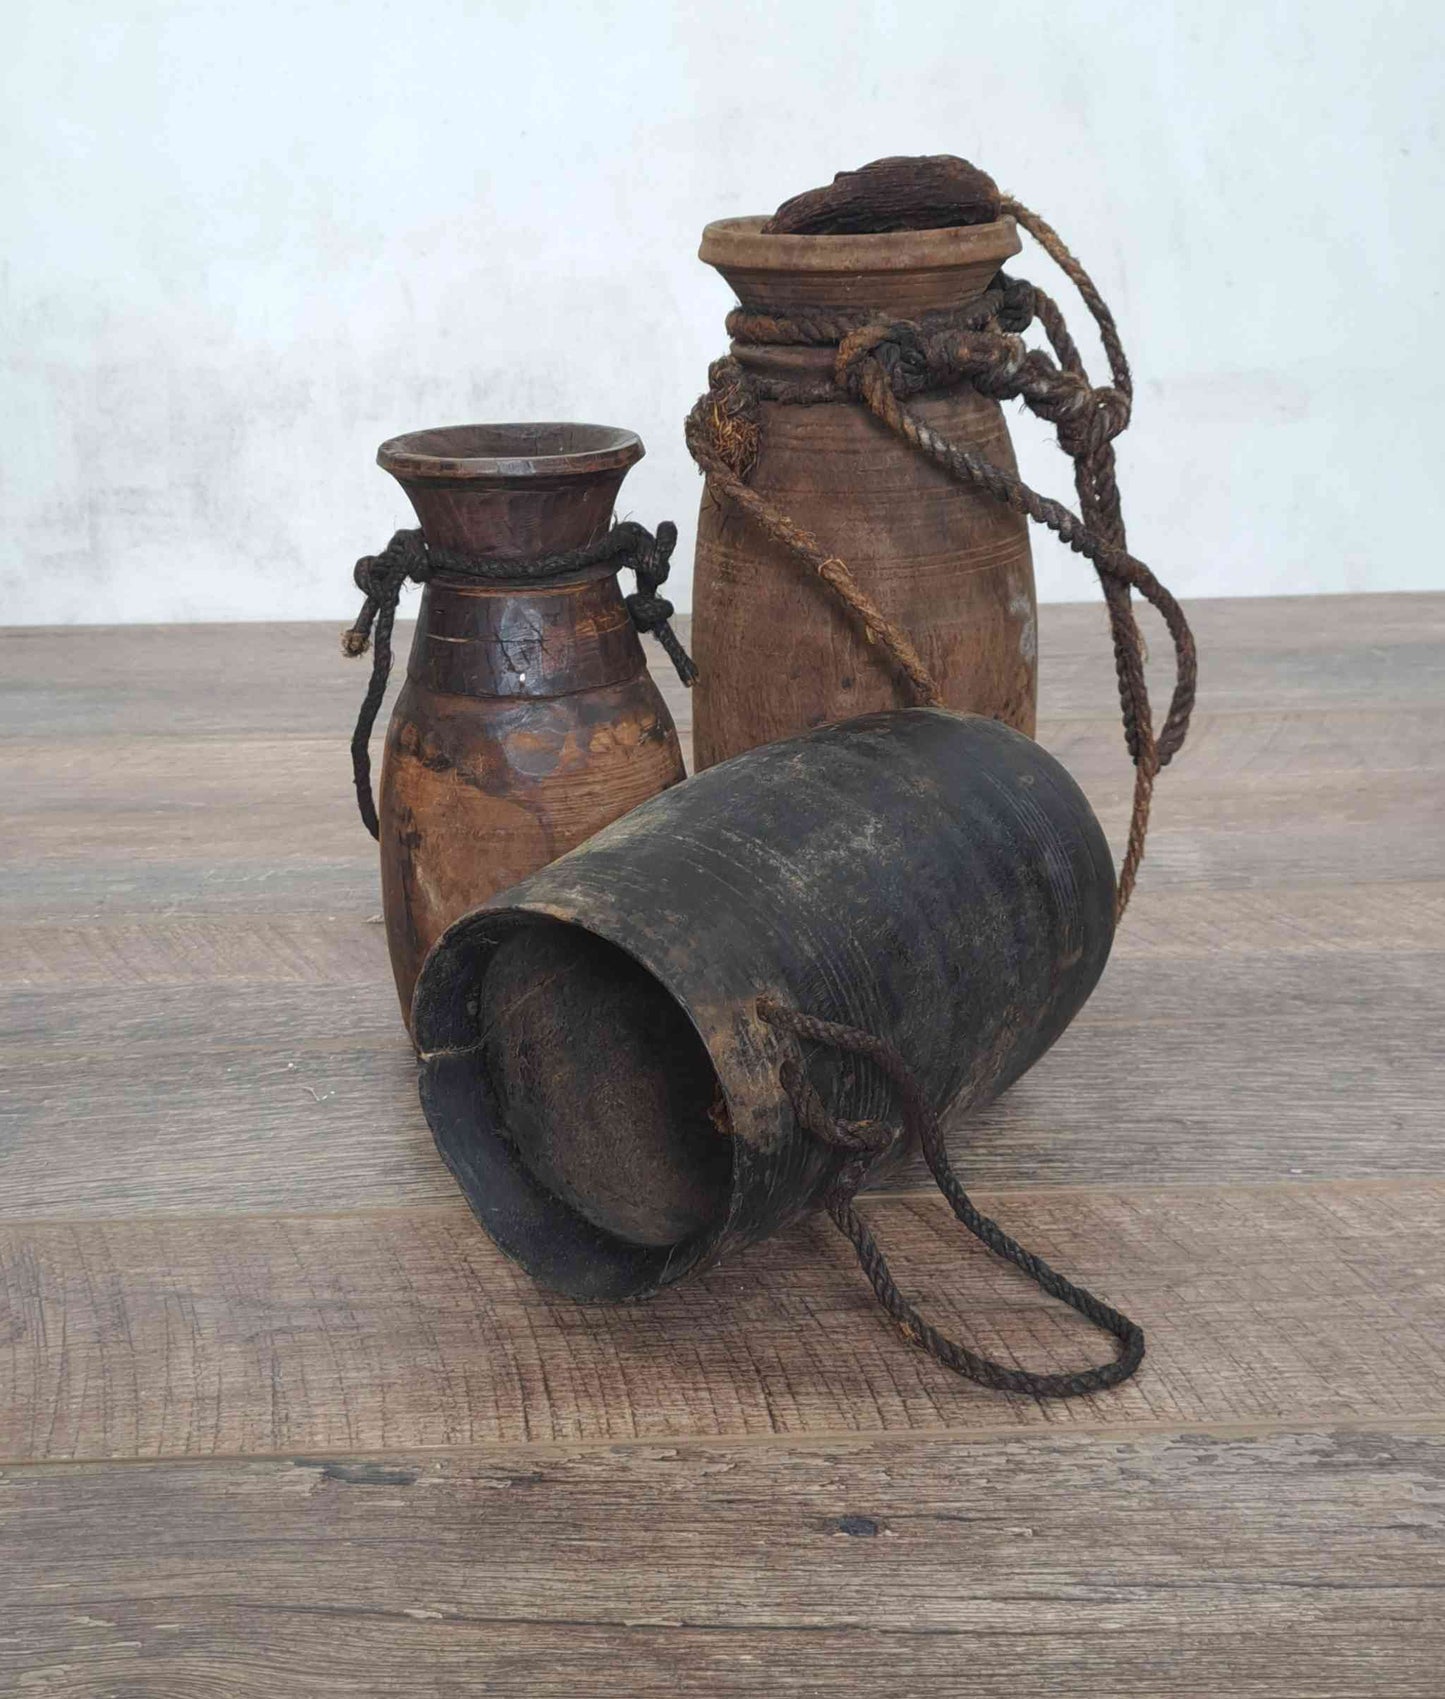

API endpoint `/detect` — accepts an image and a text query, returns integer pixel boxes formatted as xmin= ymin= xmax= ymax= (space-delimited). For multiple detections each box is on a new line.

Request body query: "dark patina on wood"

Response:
xmin=373 ymin=424 xmax=686 ymax=1026
xmin=412 ymin=709 xmax=1114 ymax=1303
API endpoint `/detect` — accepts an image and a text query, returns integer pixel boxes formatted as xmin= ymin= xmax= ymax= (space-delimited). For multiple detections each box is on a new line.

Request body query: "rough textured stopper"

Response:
xmin=479 ymin=925 xmax=733 ymax=1249
xmin=763 ymin=155 xmax=1001 ymax=235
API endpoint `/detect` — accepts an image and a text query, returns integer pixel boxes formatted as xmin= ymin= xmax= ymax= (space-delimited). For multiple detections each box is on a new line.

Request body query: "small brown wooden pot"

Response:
xmin=691 ymin=217 xmax=1038 ymax=769
xmin=375 ymin=423 xmax=686 ymax=1026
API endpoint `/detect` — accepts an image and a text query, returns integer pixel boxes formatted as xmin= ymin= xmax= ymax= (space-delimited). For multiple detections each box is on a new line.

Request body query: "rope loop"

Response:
xmin=342 ymin=519 xmax=695 ymax=839
xmin=686 ymin=195 xmax=1198 ymax=916
xmin=757 ymin=996 xmax=1146 ymax=1399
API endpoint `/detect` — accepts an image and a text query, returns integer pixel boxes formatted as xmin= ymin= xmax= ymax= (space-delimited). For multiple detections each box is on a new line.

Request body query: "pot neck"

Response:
xmin=389 ymin=470 xmax=632 ymax=560
xmin=408 ymin=572 xmax=645 ymax=701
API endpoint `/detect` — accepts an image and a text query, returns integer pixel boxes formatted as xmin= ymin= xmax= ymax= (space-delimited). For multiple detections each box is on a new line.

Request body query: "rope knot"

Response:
xmin=632 ymin=517 xmax=678 ymax=594
xmin=624 ymin=590 xmax=676 ymax=632
xmin=995 ymin=273 xmax=1036 ymax=334
xmin=1050 ymin=383 xmax=1130 ymax=457
xmin=944 ymin=328 xmax=1031 ymax=400
xmin=342 ymin=530 xmax=428 ymax=660
xmin=619 ymin=518 xmax=696 ymax=681
xmin=352 ymin=530 xmax=427 ymax=601
xmin=836 ymin=321 xmax=933 ymax=398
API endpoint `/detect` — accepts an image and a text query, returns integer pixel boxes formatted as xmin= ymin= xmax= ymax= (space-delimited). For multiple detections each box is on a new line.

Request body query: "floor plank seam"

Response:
xmin=7 ymin=1410 xmax=1445 ymax=1473
xmin=0 ymin=1171 xmax=1437 ymax=1232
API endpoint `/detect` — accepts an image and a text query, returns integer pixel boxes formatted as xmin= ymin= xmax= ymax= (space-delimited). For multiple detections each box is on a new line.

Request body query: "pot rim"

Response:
xmin=414 ymin=903 xmax=740 ymax=1302
xmin=699 ymin=214 xmax=1020 ymax=274
xmin=377 ymin=422 xmax=644 ymax=482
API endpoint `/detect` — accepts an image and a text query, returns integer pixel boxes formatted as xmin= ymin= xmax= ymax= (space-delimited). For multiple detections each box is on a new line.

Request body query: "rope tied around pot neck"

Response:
xmin=341 ymin=520 xmax=697 ymax=839
xmin=758 ymin=997 xmax=1145 ymax=1397
xmin=687 ymin=195 xmax=1198 ymax=917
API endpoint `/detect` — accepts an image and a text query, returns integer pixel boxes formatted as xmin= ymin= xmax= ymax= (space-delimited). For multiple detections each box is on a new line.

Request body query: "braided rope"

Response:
xmin=758 ymin=998 xmax=1145 ymax=1398
xmin=686 ymin=201 xmax=1197 ymax=916
xmin=341 ymin=520 xmax=696 ymax=839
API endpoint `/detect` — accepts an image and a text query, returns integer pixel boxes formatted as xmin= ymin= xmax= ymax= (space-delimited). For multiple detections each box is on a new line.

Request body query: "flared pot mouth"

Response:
xmin=414 ymin=907 xmax=739 ymax=1303
xmin=377 ymin=422 xmax=644 ymax=482
xmin=699 ymin=214 xmax=1020 ymax=274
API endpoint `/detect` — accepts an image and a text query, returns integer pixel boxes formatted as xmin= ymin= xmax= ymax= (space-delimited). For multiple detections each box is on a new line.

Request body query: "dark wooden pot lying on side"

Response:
xmin=691 ymin=217 xmax=1037 ymax=769
xmin=375 ymin=423 xmax=686 ymax=1026
xmin=412 ymin=708 xmax=1114 ymax=1301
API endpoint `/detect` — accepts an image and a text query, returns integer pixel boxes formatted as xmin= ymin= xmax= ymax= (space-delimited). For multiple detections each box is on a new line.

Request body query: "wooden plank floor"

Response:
xmin=2 ymin=594 xmax=1443 ymax=1696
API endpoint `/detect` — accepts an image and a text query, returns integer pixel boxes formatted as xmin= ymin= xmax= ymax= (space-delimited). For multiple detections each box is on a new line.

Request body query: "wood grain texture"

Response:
xmin=691 ymin=370 xmax=1040 ymax=765
xmin=3 ymin=599 xmax=1444 ymax=1696
xmin=4 ymin=945 xmax=1441 ymax=1219
xmin=2 ymin=720 xmax=1439 ymax=951
xmin=0 ymin=915 xmax=388 ymax=990
xmin=5 ymin=880 xmax=1443 ymax=982
xmin=0 ymin=948 xmax=1433 ymax=1217
xmin=5 ymin=705 xmax=1439 ymax=853
xmin=4 ymin=703 xmax=1441 ymax=815
xmin=0 ymin=859 xmax=379 ymax=928
xmin=5 ymin=1422 xmax=1441 ymax=1697
xmin=6 ymin=773 xmax=1436 ymax=902
xmin=10 ymin=931 xmax=1438 ymax=1055
xmin=3 ymin=594 xmax=1442 ymax=744
xmin=4 ymin=1180 xmax=1444 ymax=1461
xmin=1107 ymin=879 xmax=1445 ymax=957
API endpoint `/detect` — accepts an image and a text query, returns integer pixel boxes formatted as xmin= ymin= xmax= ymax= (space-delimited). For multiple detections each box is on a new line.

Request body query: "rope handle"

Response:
xmin=757 ymin=997 xmax=1145 ymax=1398
xmin=341 ymin=520 xmax=696 ymax=840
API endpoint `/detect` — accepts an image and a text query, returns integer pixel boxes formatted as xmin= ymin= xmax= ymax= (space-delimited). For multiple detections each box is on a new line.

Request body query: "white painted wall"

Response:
xmin=3 ymin=0 xmax=1441 ymax=625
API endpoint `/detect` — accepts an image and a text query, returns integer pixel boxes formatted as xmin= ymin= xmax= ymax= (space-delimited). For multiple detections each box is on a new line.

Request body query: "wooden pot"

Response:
xmin=375 ymin=423 xmax=686 ymax=1026
xmin=691 ymin=217 xmax=1038 ymax=769
xmin=413 ymin=708 xmax=1113 ymax=1300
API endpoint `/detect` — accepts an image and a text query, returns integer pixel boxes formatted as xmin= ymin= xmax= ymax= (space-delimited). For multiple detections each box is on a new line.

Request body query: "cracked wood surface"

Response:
xmin=2 ymin=594 xmax=1443 ymax=1695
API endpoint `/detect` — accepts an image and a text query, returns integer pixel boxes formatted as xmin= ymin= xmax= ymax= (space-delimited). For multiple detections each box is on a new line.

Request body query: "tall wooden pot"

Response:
xmin=375 ymin=423 xmax=686 ymax=1027
xmin=691 ymin=217 xmax=1038 ymax=770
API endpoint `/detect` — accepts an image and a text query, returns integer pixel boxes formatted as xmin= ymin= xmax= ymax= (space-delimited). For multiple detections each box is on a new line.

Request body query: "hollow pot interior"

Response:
xmin=416 ymin=909 xmax=738 ymax=1302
